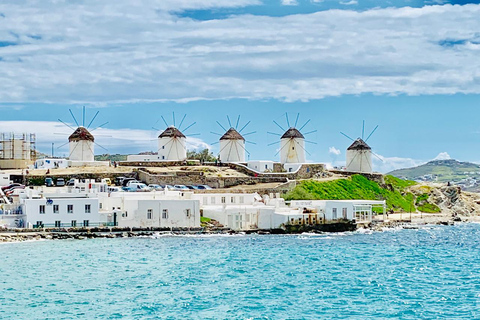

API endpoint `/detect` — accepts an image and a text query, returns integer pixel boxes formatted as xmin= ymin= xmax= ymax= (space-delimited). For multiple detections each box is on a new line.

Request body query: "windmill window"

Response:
xmin=292 ymin=147 xmax=295 ymax=150
xmin=162 ymin=156 xmax=165 ymax=160
xmin=162 ymin=146 xmax=165 ymax=149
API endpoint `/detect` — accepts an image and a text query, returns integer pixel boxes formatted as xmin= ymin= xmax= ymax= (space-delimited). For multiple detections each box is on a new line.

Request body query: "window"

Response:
xmin=39 ymin=205 xmax=45 ymax=214
xmin=85 ymin=204 xmax=91 ymax=213
xmin=221 ymin=197 xmax=226 ymax=204
xmin=162 ymin=209 xmax=168 ymax=219
xmin=231 ymin=197 xmax=235 ymax=204
xmin=332 ymin=208 xmax=337 ymax=219
xmin=53 ymin=205 xmax=59 ymax=214
xmin=211 ymin=197 xmax=216 ymax=204
xmin=55 ymin=221 xmax=61 ymax=228
xmin=67 ymin=205 xmax=73 ymax=214
xmin=265 ymin=164 xmax=268 ymax=169
xmin=99 ymin=203 xmax=103 ymax=209
xmin=239 ymin=196 xmax=244 ymax=204
xmin=342 ymin=208 xmax=347 ymax=219
xmin=71 ymin=220 xmax=77 ymax=227
xmin=203 ymin=197 xmax=208 ymax=205
xmin=186 ymin=209 xmax=191 ymax=218
xmin=83 ymin=220 xmax=89 ymax=227
xmin=36 ymin=221 xmax=43 ymax=228
xmin=147 ymin=209 xmax=153 ymax=219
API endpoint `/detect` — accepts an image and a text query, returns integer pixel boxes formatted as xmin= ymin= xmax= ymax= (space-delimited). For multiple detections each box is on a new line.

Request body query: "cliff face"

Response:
xmin=409 ymin=184 xmax=480 ymax=217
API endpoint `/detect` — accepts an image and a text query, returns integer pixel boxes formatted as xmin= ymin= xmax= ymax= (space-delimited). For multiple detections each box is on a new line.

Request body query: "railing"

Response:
xmin=33 ymin=222 xmax=118 ymax=229
xmin=0 ymin=207 xmax=23 ymax=215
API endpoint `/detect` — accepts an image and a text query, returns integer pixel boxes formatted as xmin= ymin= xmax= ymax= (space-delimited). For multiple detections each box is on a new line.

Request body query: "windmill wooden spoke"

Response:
xmin=216 ymin=121 xmax=227 ymax=132
xmin=340 ymin=132 xmax=354 ymax=141
xmin=87 ymin=111 xmax=99 ymax=129
xmin=346 ymin=151 xmax=360 ymax=168
xmin=68 ymin=140 xmax=80 ymax=158
xmin=246 ymin=141 xmax=256 ymax=145
xmin=218 ymin=140 xmax=233 ymax=154
xmin=58 ymin=119 xmax=75 ymax=131
xmin=365 ymin=125 xmax=379 ymax=142
xmin=268 ymin=141 xmax=279 ymax=146
xmin=267 ymin=132 xmax=281 ymax=136
xmin=234 ymin=142 xmax=241 ymax=161
xmin=161 ymin=116 xmax=169 ymax=127
xmin=172 ymin=111 xmax=176 ymax=127
xmin=372 ymin=152 xmax=384 ymax=162
xmin=94 ymin=142 xmax=108 ymax=152
xmin=178 ymin=114 xmax=187 ymax=130
xmin=90 ymin=122 xmax=109 ymax=132
xmin=362 ymin=120 xmax=365 ymax=140
xmin=210 ymin=141 xmax=220 ymax=145
xmin=82 ymin=106 xmax=86 ymax=127
xmin=294 ymin=113 xmax=300 ymax=128
xmin=237 ymin=141 xmax=251 ymax=156
xmin=227 ymin=115 xmax=232 ymax=128
xmin=242 ymin=131 xmax=256 ymax=136
xmin=165 ymin=138 xmax=176 ymax=160
xmin=273 ymin=120 xmax=285 ymax=132
xmin=294 ymin=139 xmax=311 ymax=156
xmin=152 ymin=126 xmax=160 ymax=131
xmin=182 ymin=122 xmax=196 ymax=132
xmin=238 ymin=121 xmax=250 ymax=133
xmin=305 ymin=140 xmax=317 ymax=145
xmin=285 ymin=113 xmax=290 ymax=127
xmin=274 ymin=140 xmax=291 ymax=157
xmin=299 ymin=119 xmax=311 ymax=131
xmin=56 ymin=141 xmax=69 ymax=149
xmin=235 ymin=115 xmax=240 ymax=130
xmin=303 ymin=130 xmax=317 ymax=135
xmin=69 ymin=109 xmax=79 ymax=127
xmin=226 ymin=141 xmax=234 ymax=162
xmin=210 ymin=131 xmax=222 ymax=136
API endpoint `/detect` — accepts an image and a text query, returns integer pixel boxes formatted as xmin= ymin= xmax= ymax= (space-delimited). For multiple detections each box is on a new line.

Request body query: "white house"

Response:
xmin=247 ymin=160 xmax=274 ymax=173
xmin=280 ymin=127 xmax=306 ymax=164
xmin=346 ymin=138 xmax=373 ymax=173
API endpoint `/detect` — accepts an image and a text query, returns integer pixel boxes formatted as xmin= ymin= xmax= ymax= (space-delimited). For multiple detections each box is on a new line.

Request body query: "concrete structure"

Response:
xmin=34 ymin=158 xmax=69 ymax=170
xmin=247 ymin=161 xmax=274 ymax=173
xmin=346 ymin=138 xmax=373 ymax=173
xmin=0 ymin=133 xmax=36 ymax=169
xmin=280 ymin=128 xmax=305 ymax=164
xmin=0 ymin=172 xmax=12 ymax=187
xmin=219 ymin=128 xmax=245 ymax=163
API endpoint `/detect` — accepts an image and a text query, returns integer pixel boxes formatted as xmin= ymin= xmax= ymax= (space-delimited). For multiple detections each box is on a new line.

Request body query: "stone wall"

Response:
xmin=118 ymin=160 xmax=200 ymax=167
xmin=328 ymin=169 xmax=385 ymax=184
xmin=227 ymin=163 xmax=325 ymax=179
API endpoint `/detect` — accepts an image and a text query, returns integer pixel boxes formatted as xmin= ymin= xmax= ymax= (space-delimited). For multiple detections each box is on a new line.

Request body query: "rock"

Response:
xmin=453 ymin=216 xmax=462 ymax=222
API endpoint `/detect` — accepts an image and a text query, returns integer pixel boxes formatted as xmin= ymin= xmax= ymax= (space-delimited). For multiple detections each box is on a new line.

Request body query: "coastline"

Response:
xmin=2 ymin=212 xmax=479 ymax=243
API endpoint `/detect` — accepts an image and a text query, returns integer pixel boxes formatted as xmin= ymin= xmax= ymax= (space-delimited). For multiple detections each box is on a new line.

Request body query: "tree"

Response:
xmin=187 ymin=149 xmax=216 ymax=162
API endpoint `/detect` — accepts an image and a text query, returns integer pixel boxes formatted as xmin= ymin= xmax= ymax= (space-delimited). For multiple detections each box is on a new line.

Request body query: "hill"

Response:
xmin=388 ymin=159 xmax=480 ymax=191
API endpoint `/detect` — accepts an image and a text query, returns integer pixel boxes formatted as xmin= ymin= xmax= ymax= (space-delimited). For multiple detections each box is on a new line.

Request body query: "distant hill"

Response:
xmin=388 ymin=159 xmax=480 ymax=191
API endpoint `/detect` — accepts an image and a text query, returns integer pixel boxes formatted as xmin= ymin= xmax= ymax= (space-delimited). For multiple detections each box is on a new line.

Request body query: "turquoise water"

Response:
xmin=1 ymin=224 xmax=480 ymax=319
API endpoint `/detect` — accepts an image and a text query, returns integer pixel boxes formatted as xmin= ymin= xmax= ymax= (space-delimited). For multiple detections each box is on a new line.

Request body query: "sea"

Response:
xmin=1 ymin=224 xmax=480 ymax=319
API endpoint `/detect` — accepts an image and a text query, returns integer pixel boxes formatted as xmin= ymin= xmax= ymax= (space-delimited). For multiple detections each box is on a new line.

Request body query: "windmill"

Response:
xmin=210 ymin=115 xmax=256 ymax=163
xmin=152 ymin=112 xmax=197 ymax=161
xmin=340 ymin=121 xmax=380 ymax=173
xmin=267 ymin=113 xmax=317 ymax=164
xmin=57 ymin=106 xmax=109 ymax=162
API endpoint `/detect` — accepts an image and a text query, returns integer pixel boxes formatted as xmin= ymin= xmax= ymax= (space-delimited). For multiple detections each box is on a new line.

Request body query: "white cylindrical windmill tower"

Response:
xmin=280 ymin=128 xmax=306 ymax=164
xmin=219 ymin=128 xmax=245 ymax=163
xmin=158 ymin=126 xmax=187 ymax=161
xmin=68 ymin=127 xmax=95 ymax=162
xmin=346 ymin=138 xmax=372 ymax=173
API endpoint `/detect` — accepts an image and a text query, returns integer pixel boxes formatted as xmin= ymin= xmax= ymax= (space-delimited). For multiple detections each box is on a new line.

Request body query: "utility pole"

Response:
xmin=52 ymin=143 xmax=54 ymax=158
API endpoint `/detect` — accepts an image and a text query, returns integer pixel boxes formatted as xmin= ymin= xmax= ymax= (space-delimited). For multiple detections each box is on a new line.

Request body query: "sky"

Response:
xmin=1 ymin=0 xmax=480 ymax=172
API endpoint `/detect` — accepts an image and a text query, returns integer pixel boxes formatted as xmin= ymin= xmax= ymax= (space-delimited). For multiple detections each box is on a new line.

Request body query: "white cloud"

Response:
xmin=433 ymin=152 xmax=451 ymax=160
xmin=281 ymin=0 xmax=299 ymax=5
xmin=372 ymin=153 xmax=425 ymax=173
xmin=0 ymin=121 xmax=211 ymax=156
xmin=340 ymin=0 xmax=358 ymax=5
xmin=329 ymin=146 xmax=341 ymax=155
xmin=1 ymin=3 xmax=480 ymax=103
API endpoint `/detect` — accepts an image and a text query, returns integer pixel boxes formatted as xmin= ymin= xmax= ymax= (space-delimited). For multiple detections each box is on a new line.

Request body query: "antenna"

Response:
xmin=69 ymin=109 xmax=79 ymax=127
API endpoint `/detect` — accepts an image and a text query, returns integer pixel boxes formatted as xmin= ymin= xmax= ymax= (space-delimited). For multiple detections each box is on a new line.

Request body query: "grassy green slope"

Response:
xmin=282 ymin=174 xmax=443 ymax=213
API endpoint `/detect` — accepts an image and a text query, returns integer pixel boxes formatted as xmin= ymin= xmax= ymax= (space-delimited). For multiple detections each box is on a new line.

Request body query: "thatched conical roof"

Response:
xmin=68 ymin=127 xmax=94 ymax=142
xmin=158 ymin=126 xmax=186 ymax=138
xmin=347 ymin=138 xmax=371 ymax=151
xmin=281 ymin=127 xmax=304 ymax=139
xmin=220 ymin=128 xmax=245 ymax=141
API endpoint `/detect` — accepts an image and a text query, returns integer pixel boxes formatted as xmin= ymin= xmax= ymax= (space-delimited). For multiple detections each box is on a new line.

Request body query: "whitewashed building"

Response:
xmin=346 ymin=138 xmax=373 ymax=173
xmin=280 ymin=128 xmax=306 ymax=164
xmin=247 ymin=160 xmax=274 ymax=173
xmin=219 ymin=128 xmax=245 ymax=163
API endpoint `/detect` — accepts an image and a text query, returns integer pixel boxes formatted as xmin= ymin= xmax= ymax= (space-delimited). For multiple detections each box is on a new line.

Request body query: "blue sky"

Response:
xmin=1 ymin=0 xmax=480 ymax=172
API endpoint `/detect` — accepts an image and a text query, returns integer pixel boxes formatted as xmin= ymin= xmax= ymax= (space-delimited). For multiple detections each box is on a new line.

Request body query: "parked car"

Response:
xmin=108 ymin=186 xmax=123 ymax=192
xmin=4 ymin=185 xmax=25 ymax=195
xmin=148 ymin=184 xmax=163 ymax=191
xmin=164 ymin=185 xmax=175 ymax=191
xmin=196 ymin=185 xmax=212 ymax=190
xmin=115 ymin=176 xmax=126 ymax=186
xmin=174 ymin=185 xmax=190 ymax=191
xmin=45 ymin=178 xmax=54 ymax=187
xmin=186 ymin=185 xmax=199 ymax=190
xmin=122 ymin=178 xmax=138 ymax=187
xmin=102 ymin=178 xmax=112 ymax=186
xmin=66 ymin=178 xmax=75 ymax=186
xmin=55 ymin=178 xmax=65 ymax=186
xmin=1 ymin=183 xmax=22 ymax=191
xmin=124 ymin=182 xmax=150 ymax=192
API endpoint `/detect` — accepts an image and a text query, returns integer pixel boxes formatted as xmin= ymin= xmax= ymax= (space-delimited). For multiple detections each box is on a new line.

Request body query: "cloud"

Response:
xmin=373 ymin=154 xmax=426 ymax=173
xmin=0 ymin=121 xmax=211 ymax=156
xmin=1 ymin=3 xmax=480 ymax=103
xmin=433 ymin=152 xmax=451 ymax=160
xmin=329 ymin=146 xmax=341 ymax=155
xmin=281 ymin=0 xmax=299 ymax=5
xmin=340 ymin=0 xmax=358 ymax=5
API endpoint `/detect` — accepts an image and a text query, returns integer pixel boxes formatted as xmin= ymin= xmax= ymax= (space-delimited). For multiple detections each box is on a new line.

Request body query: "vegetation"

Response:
xmin=187 ymin=149 xmax=216 ymax=162
xmin=415 ymin=193 xmax=441 ymax=213
xmin=94 ymin=154 xmax=127 ymax=162
xmin=284 ymin=174 xmax=418 ymax=212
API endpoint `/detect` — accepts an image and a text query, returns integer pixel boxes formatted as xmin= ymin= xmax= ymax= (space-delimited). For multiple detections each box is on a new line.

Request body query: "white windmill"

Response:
xmin=268 ymin=113 xmax=317 ymax=164
xmin=57 ymin=106 xmax=109 ymax=162
xmin=341 ymin=121 xmax=380 ymax=173
xmin=154 ymin=113 xmax=197 ymax=161
xmin=210 ymin=115 xmax=256 ymax=163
